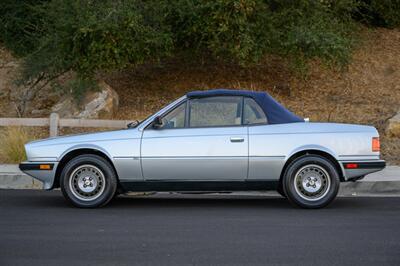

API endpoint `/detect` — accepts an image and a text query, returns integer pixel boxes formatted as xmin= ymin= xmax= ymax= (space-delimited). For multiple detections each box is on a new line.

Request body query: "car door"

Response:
xmin=243 ymin=97 xmax=286 ymax=180
xmin=141 ymin=96 xmax=248 ymax=181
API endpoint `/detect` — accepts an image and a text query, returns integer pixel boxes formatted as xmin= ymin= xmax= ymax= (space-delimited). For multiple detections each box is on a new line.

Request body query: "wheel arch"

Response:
xmin=53 ymin=147 xmax=118 ymax=189
xmin=280 ymin=148 xmax=345 ymax=183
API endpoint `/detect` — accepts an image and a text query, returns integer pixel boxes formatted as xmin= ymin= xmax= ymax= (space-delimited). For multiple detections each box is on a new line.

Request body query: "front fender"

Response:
xmin=58 ymin=144 xmax=113 ymax=162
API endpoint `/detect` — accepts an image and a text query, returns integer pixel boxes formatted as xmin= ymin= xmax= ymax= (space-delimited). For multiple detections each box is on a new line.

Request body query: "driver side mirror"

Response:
xmin=152 ymin=116 xmax=164 ymax=129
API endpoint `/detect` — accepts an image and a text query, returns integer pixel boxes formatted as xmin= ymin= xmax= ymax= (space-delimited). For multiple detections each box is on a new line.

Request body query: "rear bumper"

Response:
xmin=340 ymin=160 xmax=386 ymax=181
xmin=19 ymin=162 xmax=58 ymax=190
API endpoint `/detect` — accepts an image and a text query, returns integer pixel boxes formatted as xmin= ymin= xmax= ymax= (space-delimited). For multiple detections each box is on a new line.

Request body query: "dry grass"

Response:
xmin=0 ymin=126 xmax=110 ymax=163
xmin=0 ymin=127 xmax=33 ymax=163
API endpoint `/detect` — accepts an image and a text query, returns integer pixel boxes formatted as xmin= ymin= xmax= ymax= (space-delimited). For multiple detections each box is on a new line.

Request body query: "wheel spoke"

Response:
xmin=294 ymin=164 xmax=331 ymax=201
xmin=69 ymin=164 xmax=106 ymax=201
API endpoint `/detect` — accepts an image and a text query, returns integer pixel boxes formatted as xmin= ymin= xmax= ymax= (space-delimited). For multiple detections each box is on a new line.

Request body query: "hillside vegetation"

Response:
xmin=0 ymin=1 xmax=399 ymax=164
xmin=104 ymin=27 xmax=400 ymax=164
xmin=1 ymin=0 xmax=400 ymax=97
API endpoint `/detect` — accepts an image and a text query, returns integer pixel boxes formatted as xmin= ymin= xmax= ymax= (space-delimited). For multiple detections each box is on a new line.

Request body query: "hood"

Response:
xmin=27 ymin=128 xmax=140 ymax=148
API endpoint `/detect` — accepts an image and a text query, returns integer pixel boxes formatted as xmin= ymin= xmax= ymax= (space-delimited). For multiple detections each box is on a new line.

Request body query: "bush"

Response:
xmin=0 ymin=127 xmax=33 ymax=163
xmin=20 ymin=0 xmax=173 ymax=95
xmin=166 ymin=0 xmax=356 ymax=67
xmin=2 ymin=0 xmax=389 ymax=96
xmin=0 ymin=0 xmax=47 ymax=57
xmin=265 ymin=1 xmax=356 ymax=68
xmin=360 ymin=0 xmax=400 ymax=28
xmin=166 ymin=0 xmax=272 ymax=63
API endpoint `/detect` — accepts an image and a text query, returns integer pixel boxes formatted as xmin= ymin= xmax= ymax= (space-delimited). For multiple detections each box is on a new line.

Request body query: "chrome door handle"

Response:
xmin=230 ymin=137 xmax=244 ymax=143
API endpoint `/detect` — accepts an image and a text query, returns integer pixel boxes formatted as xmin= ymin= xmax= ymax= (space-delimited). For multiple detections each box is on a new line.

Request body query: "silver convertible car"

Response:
xmin=20 ymin=89 xmax=385 ymax=208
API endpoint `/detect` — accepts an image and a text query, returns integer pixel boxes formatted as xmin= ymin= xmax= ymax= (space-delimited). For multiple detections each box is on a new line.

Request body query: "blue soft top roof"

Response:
xmin=187 ymin=89 xmax=303 ymax=124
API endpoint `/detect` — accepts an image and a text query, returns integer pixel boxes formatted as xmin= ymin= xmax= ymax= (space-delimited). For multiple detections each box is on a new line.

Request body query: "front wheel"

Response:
xmin=60 ymin=154 xmax=117 ymax=208
xmin=282 ymin=155 xmax=340 ymax=209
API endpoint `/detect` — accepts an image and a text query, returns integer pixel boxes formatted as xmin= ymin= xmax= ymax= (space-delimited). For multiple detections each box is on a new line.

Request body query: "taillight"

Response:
xmin=344 ymin=163 xmax=358 ymax=169
xmin=372 ymin=137 xmax=380 ymax=152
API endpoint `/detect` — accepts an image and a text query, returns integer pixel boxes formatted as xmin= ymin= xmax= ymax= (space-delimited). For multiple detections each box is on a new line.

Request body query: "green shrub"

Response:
xmin=0 ymin=0 xmax=377 ymax=96
xmin=166 ymin=0 xmax=272 ymax=63
xmin=0 ymin=0 xmax=47 ymax=57
xmin=20 ymin=0 xmax=173 ymax=95
xmin=166 ymin=0 xmax=356 ymax=67
xmin=361 ymin=0 xmax=400 ymax=28
xmin=266 ymin=1 xmax=357 ymax=68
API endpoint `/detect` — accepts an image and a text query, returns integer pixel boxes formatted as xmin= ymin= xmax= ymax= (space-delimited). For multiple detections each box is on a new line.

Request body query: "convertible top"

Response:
xmin=187 ymin=89 xmax=303 ymax=124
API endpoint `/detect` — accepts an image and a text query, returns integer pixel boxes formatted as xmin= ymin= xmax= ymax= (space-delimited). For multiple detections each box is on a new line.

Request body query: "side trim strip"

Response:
xmin=141 ymin=156 xmax=247 ymax=159
xmin=119 ymin=180 xmax=279 ymax=192
xmin=113 ymin=156 xmax=139 ymax=160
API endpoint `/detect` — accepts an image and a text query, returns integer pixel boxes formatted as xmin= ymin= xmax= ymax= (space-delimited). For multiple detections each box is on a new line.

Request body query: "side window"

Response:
xmin=161 ymin=101 xmax=186 ymax=129
xmin=189 ymin=96 xmax=242 ymax=127
xmin=243 ymin=97 xmax=267 ymax=125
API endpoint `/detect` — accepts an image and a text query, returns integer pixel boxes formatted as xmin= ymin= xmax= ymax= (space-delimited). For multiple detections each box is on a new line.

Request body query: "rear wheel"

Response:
xmin=283 ymin=155 xmax=340 ymax=209
xmin=60 ymin=154 xmax=117 ymax=208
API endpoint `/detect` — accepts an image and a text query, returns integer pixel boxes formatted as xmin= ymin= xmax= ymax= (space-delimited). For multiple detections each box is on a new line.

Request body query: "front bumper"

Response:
xmin=340 ymin=160 xmax=386 ymax=181
xmin=19 ymin=162 xmax=58 ymax=190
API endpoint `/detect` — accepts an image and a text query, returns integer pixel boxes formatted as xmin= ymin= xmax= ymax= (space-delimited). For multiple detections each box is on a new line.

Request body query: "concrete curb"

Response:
xmin=1 ymin=164 xmax=400 ymax=196
xmin=339 ymin=181 xmax=400 ymax=196
xmin=0 ymin=165 xmax=42 ymax=189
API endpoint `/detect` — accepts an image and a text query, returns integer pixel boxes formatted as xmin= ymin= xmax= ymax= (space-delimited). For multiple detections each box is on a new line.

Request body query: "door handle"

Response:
xmin=230 ymin=137 xmax=244 ymax=143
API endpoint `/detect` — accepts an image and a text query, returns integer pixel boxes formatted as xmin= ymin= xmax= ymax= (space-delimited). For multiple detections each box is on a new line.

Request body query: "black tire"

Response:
xmin=60 ymin=154 xmax=117 ymax=208
xmin=282 ymin=155 xmax=340 ymax=209
xmin=277 ymin=183 xmax=286 ymax=198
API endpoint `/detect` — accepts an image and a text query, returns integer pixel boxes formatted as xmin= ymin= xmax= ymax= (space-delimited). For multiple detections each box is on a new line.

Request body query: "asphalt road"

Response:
xmin=1 ymin=190 xmax=400 ymax=266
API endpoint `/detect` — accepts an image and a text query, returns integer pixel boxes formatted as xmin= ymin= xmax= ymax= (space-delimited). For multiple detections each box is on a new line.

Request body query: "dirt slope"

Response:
xmin=1 ymin=28 xmax=399 ymax=164
xmin=105 ymin=27 xmax=400 ymax=164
